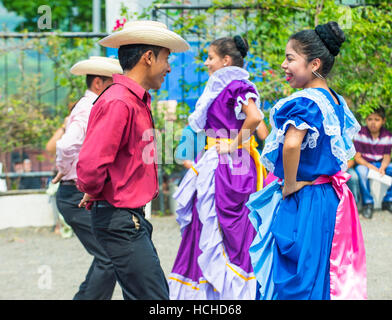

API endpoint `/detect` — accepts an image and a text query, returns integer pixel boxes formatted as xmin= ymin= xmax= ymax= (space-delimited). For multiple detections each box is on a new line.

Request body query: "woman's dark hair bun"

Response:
xmin=233 ymin=35 xmax=248 ymax=58
xmin=314 ymin=21 xmax=345 ymax=56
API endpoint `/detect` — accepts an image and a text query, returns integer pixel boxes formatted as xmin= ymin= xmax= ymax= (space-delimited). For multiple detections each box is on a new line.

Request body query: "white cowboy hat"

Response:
xmin=70 ymin=56 xmax=123 ymax=77
xmin=99 ymin=20 xmax=190 ymax=53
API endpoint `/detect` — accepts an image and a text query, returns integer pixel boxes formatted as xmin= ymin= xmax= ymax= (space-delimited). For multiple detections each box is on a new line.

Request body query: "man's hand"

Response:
xmin=78 ymin=193 xmax=92 ymax=208
xmin=51 ymin=172 xmax=65 ymax=184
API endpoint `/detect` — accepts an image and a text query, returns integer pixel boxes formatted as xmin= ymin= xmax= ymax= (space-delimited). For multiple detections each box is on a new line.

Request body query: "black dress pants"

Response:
xmin=91 ymin=201 xmax=169 ymax=300
xmin=56 ymin=184 xmax=117 ymax=300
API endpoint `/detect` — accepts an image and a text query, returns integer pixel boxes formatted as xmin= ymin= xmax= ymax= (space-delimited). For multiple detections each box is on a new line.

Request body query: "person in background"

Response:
xmin=45 ymin=103 xmax=76 ymax=236
xmin=10 ymin=151 xmax=25 ymax=189
xmin=346 ymin=158 xmax=361 ymax=208
xmin=19 ymin=158 xmax=42 ymax=189
xmin=353 ymin=106 xmax=392 ymax=219
xmin=12 ymin=158 xmax=24 ymax=174
xmin=46 ymin=117 xmax=69 ymax=155
xmin=52 ymin=56 xmax=123 ymax=299
xmin=45 ymin=101 xmax=77 ymax=155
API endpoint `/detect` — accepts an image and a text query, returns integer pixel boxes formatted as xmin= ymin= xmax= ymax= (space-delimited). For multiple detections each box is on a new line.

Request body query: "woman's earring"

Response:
xmin=223 ymin=63 xmax=227 ymax=67
xmin=312 ymin=70 xmax=325 ymax=80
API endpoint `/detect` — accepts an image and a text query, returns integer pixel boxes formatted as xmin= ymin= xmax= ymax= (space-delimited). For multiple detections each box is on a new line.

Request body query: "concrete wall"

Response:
xmin=0 ymin=194 xmax=55 ymax=230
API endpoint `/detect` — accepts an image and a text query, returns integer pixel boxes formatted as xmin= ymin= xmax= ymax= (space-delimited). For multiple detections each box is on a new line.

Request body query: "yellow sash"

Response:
xmin=199 ymin=135 xmax=266 ymax=191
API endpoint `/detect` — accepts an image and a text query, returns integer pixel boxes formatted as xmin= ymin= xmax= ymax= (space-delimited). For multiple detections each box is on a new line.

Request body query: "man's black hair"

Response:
xmin=118 ymin=44 xmax=164 ymax=71
xmin=85 ymin=74 xmax=111 ymax=89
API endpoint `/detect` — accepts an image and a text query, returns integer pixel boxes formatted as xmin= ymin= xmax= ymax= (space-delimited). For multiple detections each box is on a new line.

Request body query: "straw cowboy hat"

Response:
xmin=99 ymin=20 xmax=190 ymax=53
xmin=70 ymin=56 xmax=123 ymax=77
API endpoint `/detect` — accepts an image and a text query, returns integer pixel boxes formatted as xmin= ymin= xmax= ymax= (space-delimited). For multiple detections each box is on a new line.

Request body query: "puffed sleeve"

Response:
xmin=227 ymin=80 xmax=264 ymax=121
xmin=261 ymin=96 xmax=323 ymax=172
xmin=273 ymin=96 xmax=323 ymax=149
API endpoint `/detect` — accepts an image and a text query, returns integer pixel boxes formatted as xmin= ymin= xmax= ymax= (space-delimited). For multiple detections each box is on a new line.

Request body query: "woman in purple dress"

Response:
xmin=168 ymin=36 xmax=266 ymax=299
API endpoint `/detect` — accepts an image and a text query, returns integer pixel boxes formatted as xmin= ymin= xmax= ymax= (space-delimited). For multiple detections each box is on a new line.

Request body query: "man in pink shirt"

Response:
xmin=76 ymin=21 xmax=189 ymax=300
xmin=53 ymin=56 xmax=122 ymax=299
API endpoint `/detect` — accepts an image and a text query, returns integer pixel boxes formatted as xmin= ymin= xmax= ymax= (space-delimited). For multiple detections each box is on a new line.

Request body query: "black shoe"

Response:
xmin=382 ymin=201 xmax=392 ymax=213
xmin=362 ymin=204 xmax=374 ymax=219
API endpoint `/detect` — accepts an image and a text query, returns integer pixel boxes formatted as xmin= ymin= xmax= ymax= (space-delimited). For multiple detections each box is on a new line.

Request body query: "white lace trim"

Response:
xmin=277 ymin=120 xmax=320 ymax=150
xmin=261 ymin=88 xmax=360 ymax=173
xmin=235 ymin=92 xmax=264 ymax=121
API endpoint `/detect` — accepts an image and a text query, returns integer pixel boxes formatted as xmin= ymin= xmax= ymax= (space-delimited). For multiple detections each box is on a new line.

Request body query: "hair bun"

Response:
xmin=315 ymin=21 xmax=345 ymax=56
xmin=233 ymin=35 xmax=248 ymax=58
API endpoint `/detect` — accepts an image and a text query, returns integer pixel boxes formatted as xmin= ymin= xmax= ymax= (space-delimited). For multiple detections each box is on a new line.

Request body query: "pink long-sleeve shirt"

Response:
xmin=76 ymin=74 xmax=159 ymax=209
xmin=56 ymin=90 xmax=98 ymax=181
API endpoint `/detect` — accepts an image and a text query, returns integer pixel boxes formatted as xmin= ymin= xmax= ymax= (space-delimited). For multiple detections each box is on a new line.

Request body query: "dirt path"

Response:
xmin=0 ymin=212 xmax=391 ymax=300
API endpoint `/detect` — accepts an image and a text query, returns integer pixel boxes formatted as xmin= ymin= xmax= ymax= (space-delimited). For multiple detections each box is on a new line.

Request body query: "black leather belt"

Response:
xmin=93 ymin=200 xmax=146 ymax=216
xmin=60 ymin=180 xmax=76 ymax=186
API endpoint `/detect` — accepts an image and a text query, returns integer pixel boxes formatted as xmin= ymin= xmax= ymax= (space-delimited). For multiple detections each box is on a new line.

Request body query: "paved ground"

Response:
xmin=0 ymin=211 xmax=391 ymax=300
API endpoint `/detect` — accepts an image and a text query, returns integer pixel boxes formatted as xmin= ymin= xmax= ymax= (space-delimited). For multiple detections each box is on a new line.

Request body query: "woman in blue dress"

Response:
xmin=247 ymin=21 xmax=367 ymax=300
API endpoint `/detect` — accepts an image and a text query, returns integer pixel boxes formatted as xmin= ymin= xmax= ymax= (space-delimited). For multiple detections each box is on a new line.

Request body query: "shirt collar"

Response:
xmin=364 ymin=126 xmax=386 ymax=139
xmin=85 ymin=89 xmax=98 ymax=99
xmin=112 ymin=74 xmax=151 ymax=106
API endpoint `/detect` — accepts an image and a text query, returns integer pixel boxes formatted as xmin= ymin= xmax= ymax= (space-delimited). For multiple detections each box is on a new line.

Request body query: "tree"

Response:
xmin=0 ymin=35 xmax=94 ymax=156
xmin=43 ymin=35 xmax=95 ymax=103
xmin=0 ymin=76 xmax=60 ymax=153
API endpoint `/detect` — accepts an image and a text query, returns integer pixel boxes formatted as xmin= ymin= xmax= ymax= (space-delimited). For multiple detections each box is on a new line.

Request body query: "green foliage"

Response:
xmin=0 ymin=34 xmax=95 ymax=153
xmin=0 ymin=73 xmax=61 ymax=152
xmin=43 ymin=35 xmax=95 ymax=104
xmin=321 ymin=1 xmax=392 ymax=127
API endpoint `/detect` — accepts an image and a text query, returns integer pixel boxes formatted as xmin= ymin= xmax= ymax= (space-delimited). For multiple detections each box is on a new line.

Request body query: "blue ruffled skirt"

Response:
xmin=247 ymin=179 xmax=339 ymax=300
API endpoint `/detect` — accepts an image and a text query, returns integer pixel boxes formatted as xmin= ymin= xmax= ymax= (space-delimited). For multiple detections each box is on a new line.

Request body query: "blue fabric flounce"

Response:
xmin=247 ymin=179 xmax=282 ymax=300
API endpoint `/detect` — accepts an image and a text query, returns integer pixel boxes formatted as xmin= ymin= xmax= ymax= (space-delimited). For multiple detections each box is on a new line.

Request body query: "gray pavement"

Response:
xmin=0 ymin=212 xmax=391 ymax=300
